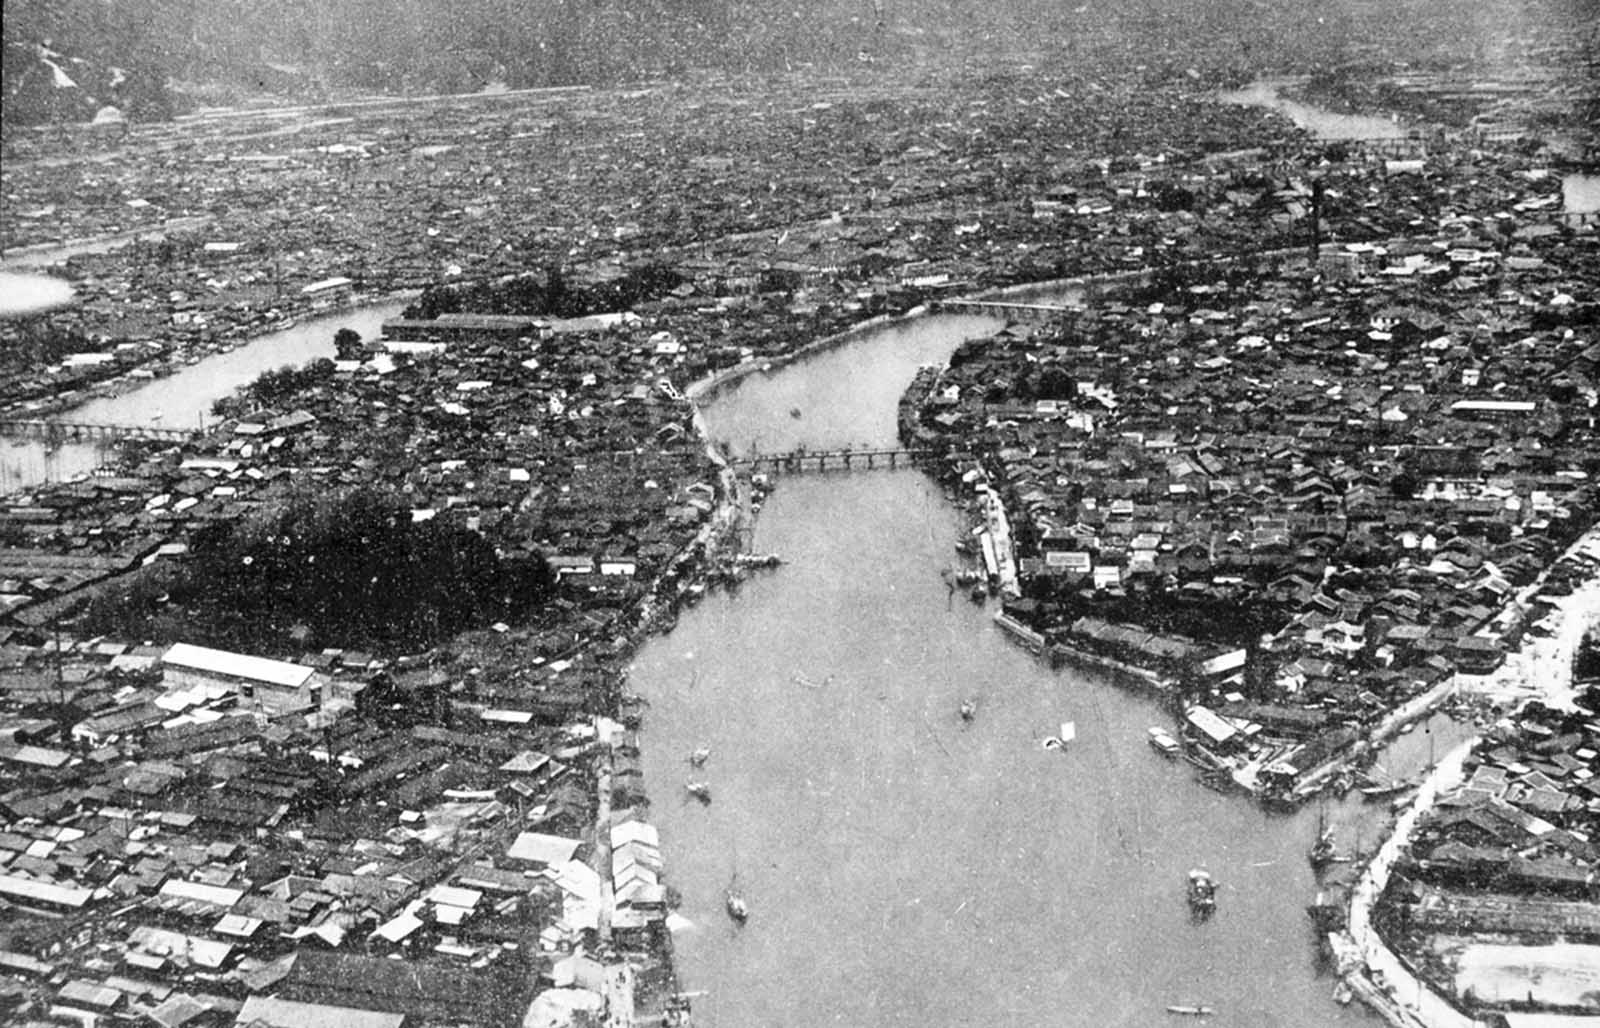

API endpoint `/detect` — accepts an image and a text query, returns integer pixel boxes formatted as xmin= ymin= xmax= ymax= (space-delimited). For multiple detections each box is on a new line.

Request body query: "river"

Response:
xmin=1565 ymin=173 xmax=1600 ymax=215
xmin=632 ymin=307 xmax=1473 ymax=1027
xmin=0 ymin=299 xmax=409 ymax=497
xmin=1216 ymin=79 xmax=1406 ymax=141
xmin=0 ymin=271 xmax=76 ymax=318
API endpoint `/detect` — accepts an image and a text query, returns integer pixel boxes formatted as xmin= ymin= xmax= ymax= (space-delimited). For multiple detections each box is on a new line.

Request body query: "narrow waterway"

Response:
xmin=0 ymin=298 xmax=409 ymax=497
xmin=633 ymin=307 xmax=1472 ymax=1026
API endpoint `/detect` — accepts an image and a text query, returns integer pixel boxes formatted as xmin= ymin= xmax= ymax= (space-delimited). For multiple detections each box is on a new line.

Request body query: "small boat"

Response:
xmin=1187 ymin=868 xmax=1217 ymax=914
xmin=686 ymin=780 xmax=711 ymax=803
xmin=689 ymin=746 xmax=711 ymax=768
xmin=789 ymin=407 xmax=802 ymax=419
xmin=1306 ymin=889 xmax=1347 ymax=932
xmin=1147 ymin=727 xmax=1180 ymax=758
xmin=970 ymin=581 xmax=988 ymax=603
xmin=1359 ymin=778 xmax=1413 ymax=801
xmin=726 ymin=877 xmax=749 ymax=923
xmin=1310 ymin=830 xmax=1336 ymax=868
xmin=1309 ymin=809 xmax=1336 ymax=869
xmin=1042 ymin=721 xmax=1076 ymax=751
xmin=958 ymin=699 xmax=977 ymax=723
xmin=1165 ymin=1005 xmax=1214 ymax=1017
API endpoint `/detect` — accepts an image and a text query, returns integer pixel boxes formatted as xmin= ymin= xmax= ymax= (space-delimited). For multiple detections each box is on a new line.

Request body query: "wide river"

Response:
xmin=633 ymin=307 xmax=1470 ymax=1027
xmin=0 ymin=299 xmax=409 ymax=496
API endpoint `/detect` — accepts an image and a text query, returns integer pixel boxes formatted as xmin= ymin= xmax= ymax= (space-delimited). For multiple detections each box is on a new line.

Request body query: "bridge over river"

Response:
xmin=726 ymin=446 xmax=935 ymax=475
xmin=0 ymin=419 xmax=197 ymax=445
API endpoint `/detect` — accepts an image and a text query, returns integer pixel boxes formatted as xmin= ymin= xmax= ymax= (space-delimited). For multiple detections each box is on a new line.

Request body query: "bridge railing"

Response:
xmin=727 ymin=446 xmax=938 ymax=474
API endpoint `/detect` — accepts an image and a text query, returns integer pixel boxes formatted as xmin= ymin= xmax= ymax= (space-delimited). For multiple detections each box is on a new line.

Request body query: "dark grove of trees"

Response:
xmin=405 ymin=263 xmax=682 ymax=322
xmin=174 ymin=487 xmax=554 ymax=655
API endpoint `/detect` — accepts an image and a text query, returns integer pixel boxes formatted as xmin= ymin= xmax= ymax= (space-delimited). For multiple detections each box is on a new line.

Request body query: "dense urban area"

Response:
xmin=1 ymin=1 xmax=1598 ymax=1026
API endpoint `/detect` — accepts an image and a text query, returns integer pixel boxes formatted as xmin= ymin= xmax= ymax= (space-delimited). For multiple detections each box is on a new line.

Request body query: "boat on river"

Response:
xmin=1306 ymin=887 xmax=1347 ymax=932
xmin=689 ymin=746 xmax=711 ymax=767
xmin=1309 ymin=809 xmax=1336 ymax=869
xmin=686 ymin=780 xmax=711 ymax=803
xmin=959 ymin=698 xmax=977 ymax=723
xmin=726 ymin=877 xmax=749 ymax=923
xmin=1147 ymin=727 xmax=1180 ymax=758
xmin=1165 ymin=1004 xmax=1214 ymax=1017
xmin=1186 ymin=869 xmax=1217 ymax=914
xmin=1358 ymin=777 xmax=1414 ymax=801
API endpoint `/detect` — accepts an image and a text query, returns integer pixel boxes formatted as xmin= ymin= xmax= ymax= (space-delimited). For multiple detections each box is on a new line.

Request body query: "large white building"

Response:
xmin=161 ymin=643 xmax=325 ymax=714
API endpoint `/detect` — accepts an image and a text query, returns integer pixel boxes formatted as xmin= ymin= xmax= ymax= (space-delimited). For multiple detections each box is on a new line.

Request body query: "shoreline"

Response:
xmin=0 ymin=290 xmax=418 ymax=425
xmin=1333 ymin=523 xmax=1600 ymax=1028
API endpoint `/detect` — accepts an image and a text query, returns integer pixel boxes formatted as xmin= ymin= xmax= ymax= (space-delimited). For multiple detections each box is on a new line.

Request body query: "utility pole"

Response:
xmin=53 ymin=614 xmax=70 ymax=737
xmin=1309 ymin=178 xmax=1326 ymax=264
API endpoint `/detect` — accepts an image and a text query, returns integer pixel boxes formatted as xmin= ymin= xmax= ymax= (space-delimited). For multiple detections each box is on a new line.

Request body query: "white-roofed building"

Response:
xmin=161 ymin=643 xmax=325 ymax=714
xmin=507 ymin=831 xmax=582 ymax=867
xmin=236 ymin=995 xmax=405 ymax=1028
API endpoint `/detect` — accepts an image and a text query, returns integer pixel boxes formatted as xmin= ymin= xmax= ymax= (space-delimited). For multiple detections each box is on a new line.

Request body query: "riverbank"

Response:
xmin=1334 ymin=523 xmax=1600 ymax=1028
xmin=1 ymin=291 xmax=416 ymax=422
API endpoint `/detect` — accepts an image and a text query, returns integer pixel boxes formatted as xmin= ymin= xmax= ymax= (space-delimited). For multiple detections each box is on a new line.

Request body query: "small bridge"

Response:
xmin=728 ymin=447 xmax=936 ymax=475
xmin=0 ymin=419 xmax=198 ymax=444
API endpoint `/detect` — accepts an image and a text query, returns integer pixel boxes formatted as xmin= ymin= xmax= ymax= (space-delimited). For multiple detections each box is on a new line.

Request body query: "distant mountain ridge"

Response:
xmin=3 ymin=0 xmax=1593 ymax=128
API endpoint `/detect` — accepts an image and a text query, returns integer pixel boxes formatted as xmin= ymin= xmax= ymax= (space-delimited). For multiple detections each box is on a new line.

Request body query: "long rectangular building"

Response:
xmin=161 ymin=643 xmax=324 ymax=714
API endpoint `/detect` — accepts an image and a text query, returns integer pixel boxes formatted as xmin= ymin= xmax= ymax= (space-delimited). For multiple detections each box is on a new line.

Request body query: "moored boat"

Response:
xmin=1309 ymin=808 xmax=1336 ymax=869
xmin=1147 ymin=727 xmax=1180 ymax=758
xmin=1359 ymin=778 xmax=1413 ymax=801
xmin=1165 ymin=1004 xmax=1213 ymax=1017
xmin=1306 ymin=888 xmax=1347 ymax=932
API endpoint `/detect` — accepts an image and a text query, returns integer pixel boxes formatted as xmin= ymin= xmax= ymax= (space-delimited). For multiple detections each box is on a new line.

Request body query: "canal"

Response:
xmin=0 ymin=298 xmax=410 ymax=496
xmin=632 ymin=306 xmax=1472 ymax=1027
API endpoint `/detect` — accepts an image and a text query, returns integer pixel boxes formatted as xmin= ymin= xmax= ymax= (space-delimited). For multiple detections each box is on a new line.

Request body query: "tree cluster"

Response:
xmin=178 ymin=487 xmax=553 ymax=654
xmin=406 ymin=263 xmax=681 ymax=322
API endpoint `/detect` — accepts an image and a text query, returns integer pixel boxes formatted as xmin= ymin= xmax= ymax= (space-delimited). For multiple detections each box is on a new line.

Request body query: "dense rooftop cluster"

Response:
xmin=1376 ymin=682 xmax=1600 ymax=1017
xmin=0 ymin=31 xmax=1597 ymax=1028
xmin=0 ymin=66 xmax=1341 ymax=410
xmin=0 ymin=629 xmax=681 ymax=1026
xmin=903 ymin=148 xmax=1600 ymax=801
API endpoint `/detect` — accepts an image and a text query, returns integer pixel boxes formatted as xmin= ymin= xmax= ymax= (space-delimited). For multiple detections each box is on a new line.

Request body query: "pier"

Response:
xmin=727 ymin=446 xmax=934 ymax=475
xmin=0 ymin=419 xmax=198 ymax=444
